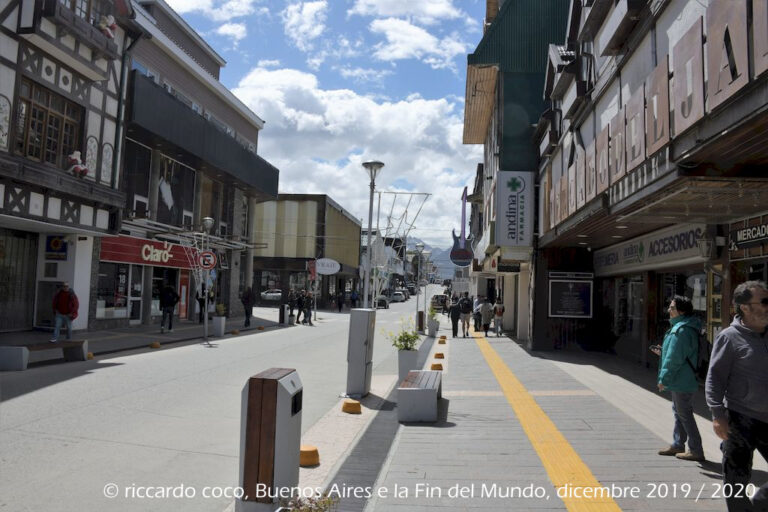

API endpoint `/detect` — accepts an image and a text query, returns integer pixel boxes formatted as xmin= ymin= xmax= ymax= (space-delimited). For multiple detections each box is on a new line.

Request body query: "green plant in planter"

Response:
xmin=280 ymin=493 xmax=339 ymax=511
xmin=387 ymin=318 xmax=420 ymax=351
xmin=428 ymin=307 xmax=438 ymax=320
xmin=215 ymin=303 xmax=227 ymax=317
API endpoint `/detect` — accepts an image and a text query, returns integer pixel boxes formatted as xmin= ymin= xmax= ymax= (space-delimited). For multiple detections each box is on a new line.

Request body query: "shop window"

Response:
xmin=156 ymin=155 xmax=195 ymax=227
xmin=96 ymin=262 xmax=129 ymax=318
xmin=14 ymin=78 xmax=83 ymax=171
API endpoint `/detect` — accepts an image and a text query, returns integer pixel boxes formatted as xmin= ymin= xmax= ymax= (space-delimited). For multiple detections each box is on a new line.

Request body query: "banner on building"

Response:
xmin=495 ymin=171 xmax=533 ymax=248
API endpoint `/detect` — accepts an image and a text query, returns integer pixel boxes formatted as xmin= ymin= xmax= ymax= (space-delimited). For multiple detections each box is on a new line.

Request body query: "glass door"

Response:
xmin=129 ymin=265 xmax=143 ymax=325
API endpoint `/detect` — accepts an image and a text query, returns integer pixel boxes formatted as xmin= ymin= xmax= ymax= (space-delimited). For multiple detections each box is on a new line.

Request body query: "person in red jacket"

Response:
xmin=50 ymin=282 xmax=79 ymax=342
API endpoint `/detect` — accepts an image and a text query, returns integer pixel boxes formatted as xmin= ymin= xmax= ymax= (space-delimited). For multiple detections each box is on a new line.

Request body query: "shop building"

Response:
xmin=462 ymin=0 xmax=569 ymax=341
xmin=533 ymin=0 xmax=768 ymax=362
xmin=0 ymin=0 xmax=143 ymax=331
xmin=91 ymin=0 xmax=279 ymax=329
xmin=250 ymin=194 xmax=361 ymax=307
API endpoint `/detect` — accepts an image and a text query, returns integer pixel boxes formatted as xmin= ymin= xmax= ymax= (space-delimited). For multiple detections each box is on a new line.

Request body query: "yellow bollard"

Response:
xmin=87 ymin=352 xmax=94 ymax=360
xmin=300 ymin=445 xmax=320 ymax=466
xmin=341 ymin=399 xmax=362 ymax=414
xmin=438 ymin=338 xmax=446 ymax=344
xmin=150 ymin=341 xmax=161 ymax=349
xmin=257 ymin=326 xmax=265 ymax=331
xmin=435 ymin=353 xmax=444 ymax=359
xmin=231 ymin=329 xmax=240 ymax=335
xmin=430 ymin=363 xmax=443 ymax=371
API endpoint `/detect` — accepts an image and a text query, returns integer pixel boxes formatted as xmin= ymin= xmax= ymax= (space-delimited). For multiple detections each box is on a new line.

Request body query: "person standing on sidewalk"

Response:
xmin=296 ymin=290 xmax=305 ymax=324
xmin=458 ymin=292 xmax=472 ymax=337
xmin=493 ymin=298 xmax=505 ymax=337
xmin=473 ymin=295 xmax=481 ymax=331
xmin=50 ymin=282 xmax=78 ymax=342
xmin=706 ymin=280 xmax=768 ymax=512
xmin=480 ymin=298 xmax=494 ymax=337
xmin=336 ymin=291 xmax=344 ymax=312
xmin=241 ymin=287 xmax=254 ymax=327
xmin=159 ymin=284 xmax=180 ymax=333
xmin=196 ymin=284 xmax=207 ymax=324
xmin=448 ymin=298 xmax=461 ymax=338
xmin=652 ymin=295 xmax=704 ymax=462
xmin=304 ymin=291 xmax=313 ymax=326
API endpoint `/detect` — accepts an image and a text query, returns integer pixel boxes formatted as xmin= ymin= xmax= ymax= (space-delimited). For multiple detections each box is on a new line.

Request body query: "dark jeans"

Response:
xmin=670 ymin=391 xmax=702 ymax=455
xmin=161 ymin=306 xmax=174 ymax=330
xmin=722 ymin=409 xmax=768 ymax=512
xmin=473 ymin=312 xmax=481 ymax=330
xmin=304 ymin=308 xmax=312 ymax=325
xmin=450 ymin=317 xmax=459 ymax=337
xmin=243 ymin=305 xmax=252 ymax=327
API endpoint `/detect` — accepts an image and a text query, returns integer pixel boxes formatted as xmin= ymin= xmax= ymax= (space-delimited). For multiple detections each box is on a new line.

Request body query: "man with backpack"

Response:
xmin=651 ymin=295 xmax=704 ymax=462
xmin=458 ymin=292 xmax=472 ymax=338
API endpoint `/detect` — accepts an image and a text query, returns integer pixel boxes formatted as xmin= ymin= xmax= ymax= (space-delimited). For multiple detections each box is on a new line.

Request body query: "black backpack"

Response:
xmin=676 ymin=324 xmax=710 ymax=381
xmin=459 ymin=298 xmax=472 ymax=314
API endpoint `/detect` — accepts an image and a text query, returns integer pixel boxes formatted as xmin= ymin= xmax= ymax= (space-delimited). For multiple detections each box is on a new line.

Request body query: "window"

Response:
xmin=124 ymin=139 xmax=151 ymax=218
xmin=156 ymin=155 xmax=195 ymax=227
xmin=96 ymin=262 xmax=129 ymax=319
xmin=14 ymin=79 xmax=83 ymax=170
xmin=205 ymin=111 xmax=235 ymax=138
xmin=60 ymin=0 xmax=108 ymax=24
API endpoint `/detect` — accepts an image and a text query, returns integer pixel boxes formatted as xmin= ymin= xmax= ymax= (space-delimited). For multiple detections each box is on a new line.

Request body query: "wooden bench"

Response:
xmin=397 ymin=370 xmax=442 ymax=422
xmin=0 ymin=340 xmax=88 ymax=371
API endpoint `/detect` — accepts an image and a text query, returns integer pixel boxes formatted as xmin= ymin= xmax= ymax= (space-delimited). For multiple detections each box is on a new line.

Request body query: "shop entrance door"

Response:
xmin=0 ymin=229 xmax=38 ymax=331
xmin=129 ymin=266 xmax=143 ymax=325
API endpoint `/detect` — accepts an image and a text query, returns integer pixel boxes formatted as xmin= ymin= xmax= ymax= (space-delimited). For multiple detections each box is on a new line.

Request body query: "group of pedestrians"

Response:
xmin=287 ymin=290 xmax=314 ymax=326
xmin=446 ymin=292 xmax=505 ymax=338
xmin=652 ymin=281 xmax=768 ymax=511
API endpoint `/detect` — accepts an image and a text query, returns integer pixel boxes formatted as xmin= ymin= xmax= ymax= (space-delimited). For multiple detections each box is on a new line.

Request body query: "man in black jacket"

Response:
xmin=160 ymin=284 xmax=180 ymax=333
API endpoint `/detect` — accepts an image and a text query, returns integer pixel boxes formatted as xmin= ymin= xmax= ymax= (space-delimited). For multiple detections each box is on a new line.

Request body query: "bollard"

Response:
xmin=430 ymin=363 xmax=443 ymax=371
xmin=236 ymin=369 xmax=303 ymax=512
xmin=435 ymin=353 xmax=444 ymax=359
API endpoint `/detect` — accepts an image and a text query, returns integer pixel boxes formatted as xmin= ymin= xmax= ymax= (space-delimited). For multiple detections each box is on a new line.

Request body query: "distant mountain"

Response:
xmin=407 ymin=238 xmax=455 ymax=279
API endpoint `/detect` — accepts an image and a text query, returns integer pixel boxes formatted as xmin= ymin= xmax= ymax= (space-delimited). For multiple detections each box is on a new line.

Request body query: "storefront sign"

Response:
xmin=316 ymin=258 xmax=340 ymax=275
xmin=729 ymin=222 xmax=768 ymax=250
xmin=593 ymin=224 xmax=705 ymax=277
xmin=100 ymin=236 xmax=194 ymax=269
xmin=45 ymin=235 xmax=68 ymax=260
xmin=495 ymin=171 xmax=533 ymax=247
xmin=549 ymin=279 xmax=592 ymax=318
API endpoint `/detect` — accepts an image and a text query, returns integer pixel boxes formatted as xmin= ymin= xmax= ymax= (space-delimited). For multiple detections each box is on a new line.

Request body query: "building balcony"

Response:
xmin=128 ymin=72 xmax=278 ymax=200
xmin=598 ymin=0 xmax=647 ymax=56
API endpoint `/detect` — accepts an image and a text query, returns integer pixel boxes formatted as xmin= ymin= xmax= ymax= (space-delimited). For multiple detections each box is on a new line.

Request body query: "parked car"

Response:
xmin=430 ymin=294 xmax=449 ymax=310
xmin=406 ymin=283 xmax=416 ymax=295
xmin=260 ymin=289 xmax=282 ymax=301
xmin=376 ymin=295 xmax=390 ymax=309
xmin=391 ymin=291 xmax=406 ymax=302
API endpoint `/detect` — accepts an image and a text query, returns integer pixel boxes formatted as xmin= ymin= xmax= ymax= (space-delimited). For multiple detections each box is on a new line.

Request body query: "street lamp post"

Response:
xmin=202 ymin=216 xmax=214 ymax=344
xmin=362 ymin=161 xmax=384 ymax=308
xmin=415 ymin=242 xmax=424 ymax=331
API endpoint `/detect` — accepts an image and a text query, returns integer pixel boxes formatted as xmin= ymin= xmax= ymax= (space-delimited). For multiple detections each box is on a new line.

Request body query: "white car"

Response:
xmin=260 ymin=289 xmax=282 ymax=301
xmin=391 ymin=291 xmax=406 ymax=302
xmin=376 ymin=295 xmax=390 ymax=309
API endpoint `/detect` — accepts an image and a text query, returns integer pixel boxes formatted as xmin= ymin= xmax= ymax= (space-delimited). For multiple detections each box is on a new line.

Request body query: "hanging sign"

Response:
xmin=495 ymin=171 xmax=533 ymax=247
xmin=450 ymin=187 xmax=474 ymax=267
xmin=316 ymin=258 xmax=341 ymax=275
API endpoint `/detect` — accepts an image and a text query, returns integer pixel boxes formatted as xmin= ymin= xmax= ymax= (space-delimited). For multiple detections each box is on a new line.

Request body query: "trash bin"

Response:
xmin=237 ymin=368 xmax=303 ymax=511
xmin=279 ymin=304 xmax=290 ymax=325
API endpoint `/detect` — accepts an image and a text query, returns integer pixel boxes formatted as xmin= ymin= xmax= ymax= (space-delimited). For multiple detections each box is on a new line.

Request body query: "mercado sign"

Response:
xmin=593 ymin=224 xmax=706 ymax=277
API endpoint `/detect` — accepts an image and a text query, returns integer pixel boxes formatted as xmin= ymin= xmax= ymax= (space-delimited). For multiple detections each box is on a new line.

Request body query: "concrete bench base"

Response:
xmin=0 ymin=341 xmax=88 ymax=371
xmin=397 ymin=370 xmax=442 ymax=422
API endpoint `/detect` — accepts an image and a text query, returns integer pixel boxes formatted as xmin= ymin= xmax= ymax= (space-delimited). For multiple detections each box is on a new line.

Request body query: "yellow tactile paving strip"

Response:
xmin=474 ymin=333 xmax=622 ymax=511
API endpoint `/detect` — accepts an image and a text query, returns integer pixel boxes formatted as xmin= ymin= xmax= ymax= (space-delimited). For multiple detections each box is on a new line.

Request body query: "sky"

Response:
xmin=165 ymin=0 xmax=486 ymax=250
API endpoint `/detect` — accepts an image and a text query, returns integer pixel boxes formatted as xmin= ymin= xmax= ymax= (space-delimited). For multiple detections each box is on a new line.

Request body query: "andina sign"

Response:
xmin=495 ymin=171 xmax=533 ymax=248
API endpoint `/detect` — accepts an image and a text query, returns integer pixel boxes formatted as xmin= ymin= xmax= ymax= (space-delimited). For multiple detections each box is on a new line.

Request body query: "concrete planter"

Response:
xmin=212 ymin=316 xmax=226 ymax=337
xmin=398 ymin=349 xmax=418 ymax=383
xmin=427 ymin=318 xmax=439 ymax=338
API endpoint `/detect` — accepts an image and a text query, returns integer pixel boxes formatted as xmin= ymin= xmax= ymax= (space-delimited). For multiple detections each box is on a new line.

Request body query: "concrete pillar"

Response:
xmin=517 ymin=268 xmax=531 ymax=342
xmin=503 ymin=274 xmax=516 ymax=333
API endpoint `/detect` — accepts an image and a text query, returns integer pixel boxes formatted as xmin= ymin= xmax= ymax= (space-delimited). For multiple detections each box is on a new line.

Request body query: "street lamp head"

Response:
xmin=362 ymin=160 xmax=385 ymax=182
xmin=202 ymin=217 xmax=215 ymax=233
xmin=415 ymin=242 xmax=424 ymax=253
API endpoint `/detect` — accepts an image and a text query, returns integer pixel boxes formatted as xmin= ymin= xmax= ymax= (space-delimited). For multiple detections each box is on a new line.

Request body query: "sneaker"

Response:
xmin=658 ymin=446 xmax=685 ymax=456
xmin=675 ymin=451 xmax=705 ymax=462
xmin=49 ymin=338 xmax=58 ymax=343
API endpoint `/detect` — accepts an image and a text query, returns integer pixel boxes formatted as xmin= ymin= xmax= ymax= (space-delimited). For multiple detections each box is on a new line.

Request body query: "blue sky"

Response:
xmin=166 ymin=0 xmax=486 ymax=249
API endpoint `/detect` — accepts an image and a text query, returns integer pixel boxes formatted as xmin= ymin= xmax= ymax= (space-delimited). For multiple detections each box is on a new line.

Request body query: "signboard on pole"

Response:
xmin=316 ymin=258 xmax=341 ymax=275
xmin=199 ymin=251 xmax=217 ymax=269
xmin=308 ymin=260 xmax=317 ymax=281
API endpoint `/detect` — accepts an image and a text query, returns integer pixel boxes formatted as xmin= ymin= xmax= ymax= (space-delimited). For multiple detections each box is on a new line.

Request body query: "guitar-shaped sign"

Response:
xmin=450 ymin=186 xmax=473 ymax=267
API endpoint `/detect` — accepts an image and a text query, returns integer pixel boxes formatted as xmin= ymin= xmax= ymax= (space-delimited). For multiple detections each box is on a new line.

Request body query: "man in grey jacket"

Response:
xmin=706 ymin=280 xmax=768 ymax=512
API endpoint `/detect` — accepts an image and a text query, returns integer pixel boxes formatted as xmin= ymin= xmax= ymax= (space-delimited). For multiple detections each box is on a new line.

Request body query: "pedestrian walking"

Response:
xmin=159 ymin=284 xmax=180 ymax=333
xmin=288 ymin=290 xmax=297 ymax=317
xmin=458 ymin=292 xmax=472 ymax=337
xmin=350 ymin=290 xmax=358 ymax=309
xmin=50 ymin=282 xmax=79 ymax=342
xmin=241 ymin=286 xmax=254 ymax=327
xmin=706 ymin=280 xmax=768 ymax=511
xmin=493 ymin=298 xmax=505 ymax=337
xmin=651 ymin=295 xmax=704 ymax=462
xmin=448 ymin=298 xmax=461 ymax=338
xmin=336 ymin=291 xmax=344 ymax=312
xmin=473 ymin=296 xmax=482 ymax=331
xmin=296 ymin=290 xmax=305 ymax=324
xmin=304 ymin=291 xmax=313 ymax=326
xmin=196 ymin=284 xmax=208 ymax=324
xmin=480 ymin=298 xmax=493 ymax=336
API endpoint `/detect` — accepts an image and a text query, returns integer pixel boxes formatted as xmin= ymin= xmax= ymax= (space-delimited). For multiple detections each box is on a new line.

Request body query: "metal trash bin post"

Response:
xmin=236 ymin=368 xmax=303 ymax=512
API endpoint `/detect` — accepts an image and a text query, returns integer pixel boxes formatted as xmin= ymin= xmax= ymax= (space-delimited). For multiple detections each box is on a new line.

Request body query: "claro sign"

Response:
xmin=594 ymin=224 xmax=705 ymax=277
xmin=100 ymin=236 xmax=193 ymax=269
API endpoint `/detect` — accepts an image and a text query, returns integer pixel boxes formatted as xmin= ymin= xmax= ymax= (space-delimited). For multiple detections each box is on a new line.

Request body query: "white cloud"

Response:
xmin=281 ymin=1 xmax=328 ymax=52
xmin=369 ymin=18 xmax=469 ymax=70
xmin=216 ymin=22 xmax=247 ymax=41
xmin=257 ymin=59 xmax=281 ymax=68
xmin=348 ymin=0 xmax=462 ymax=25
xmin=337 ymin=66 xmax=393 ymax=84
xmin=232 ymin=66 xmax=481 ymax=248
xmin=165 ymin=0 xmax=265 ymax=22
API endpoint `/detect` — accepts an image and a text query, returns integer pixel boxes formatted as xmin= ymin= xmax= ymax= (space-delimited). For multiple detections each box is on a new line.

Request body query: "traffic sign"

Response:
xmin=199 ymin=250 xmax=217 ymax=269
